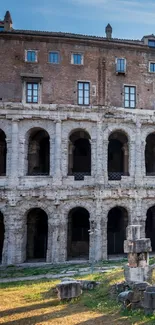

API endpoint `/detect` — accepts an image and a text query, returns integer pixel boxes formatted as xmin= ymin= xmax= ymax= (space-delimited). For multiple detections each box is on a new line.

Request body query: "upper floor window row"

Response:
xmin=25 ymin=50 xmax=84 ymax=65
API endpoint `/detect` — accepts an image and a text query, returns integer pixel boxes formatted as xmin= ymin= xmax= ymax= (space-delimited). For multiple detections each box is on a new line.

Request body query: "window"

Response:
xmin=148 ymin=40 xmax=155 ymax=47
xmin=116 ymin=58 xmax=126 ymax=73
xmin=0 ymin=26 xmax=4 ymax=31
xmin=26 ymin=50 xmax=37 ymax=62
xmin=49 ymin=52 xmax=59 ymax=64
xmin=124 ymin=86 xmax=136 ymax=108
xmin=72 ymin=53 xmax=83 ymax=65
xmin=26 ymin=83 xmax=39 ymax=103
xmin=78 ymin=82 xmax=90 ymax=105
xmin=149 ymin=62 xmax=155 ymax=72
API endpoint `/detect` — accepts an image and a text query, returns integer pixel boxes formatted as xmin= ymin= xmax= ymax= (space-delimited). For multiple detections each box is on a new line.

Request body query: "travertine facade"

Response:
xmin=1 ymin=11 xmax=155 ymax=265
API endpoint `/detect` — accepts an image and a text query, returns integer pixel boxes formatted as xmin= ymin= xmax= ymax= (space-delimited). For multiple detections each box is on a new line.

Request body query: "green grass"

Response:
xmin=0 ymin=259 xmax=127 ymax=279
xmin=1 ymin=269 xmax=155 ymax=324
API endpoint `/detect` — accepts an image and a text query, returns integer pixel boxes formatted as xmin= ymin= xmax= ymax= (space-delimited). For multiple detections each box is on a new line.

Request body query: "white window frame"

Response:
xmin=22 ymin=80 xmax=42 ymax=105
xmin=48 ymin=51 xmax=60 ymax=64
xmin=124 ymin=84 xmax=136 ymax=109
xmin=116 ymin=58 xmax=126 ymax=74
xmin=25 ymin=50 xmax=38 ymax=63
xmin=71 ymin=53 xmax=84 ymax=65
xmin=149 ymin=61 xmax=155 ymax=73
xmin=77 ymin=80 xmax=90 ymax=105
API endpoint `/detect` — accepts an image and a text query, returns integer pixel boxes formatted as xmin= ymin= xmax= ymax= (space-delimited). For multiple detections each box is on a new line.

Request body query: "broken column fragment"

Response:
xmin=124 ymin=225 xmax=152 ymax=283
xmin=56 ymin=280 xmax=82 ymax=300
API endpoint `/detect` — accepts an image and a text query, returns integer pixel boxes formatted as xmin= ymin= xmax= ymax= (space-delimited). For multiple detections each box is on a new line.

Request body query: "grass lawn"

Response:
xmin=0 ymin=259 xmax=127 ymax=279
xmin=0 ymin=269 xmax=155 ymax=324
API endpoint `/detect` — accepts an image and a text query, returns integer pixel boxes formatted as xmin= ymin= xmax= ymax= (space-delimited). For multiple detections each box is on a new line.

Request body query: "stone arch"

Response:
xmin=108 ymin=130 xmax=129 ymax=180
xmin=145 ymin=132 xmax=155 ymax=175
xmin=0 ymin=211 xmax=4 ymax=263
xmin=67 ymin=206 xmax=90 ymax=259
xmin=0 ymin=129 xmax=7 ymax=176
xmin=26 ymin=208 xmax=48 ymax=261
xmin=107 ymin=206 xmax=128 ymax=255
xmin=68 ymin=129 xmax=91 ymax=180
xmin=146 ymin=205 xmax=155 ymax=252
xmin=27 ymin=127 xmax=50 ymax=175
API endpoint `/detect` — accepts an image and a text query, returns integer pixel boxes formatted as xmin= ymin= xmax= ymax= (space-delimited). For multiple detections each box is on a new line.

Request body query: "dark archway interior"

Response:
xmin=146 ymin=206 xmax=155 ymax=251
xmin=145 ymin=133 xmax=155 ymax=175
xmin=26 ymin=208 xmax=48 ymax=261
xmin=28 ymin=129 xmax=50 ymax=175
xmin=67 ymin=207 xmax=90 ymax=259
xmin=107 ymin=207 xmax=128 ymax=254
xmin=0 ymin=212 xmax=4 ymax=262
xmin=0 ymin=130 xmax=6 ymax=176
xmin=68 ymin=130 xmax=91 ymax=179
xmin=108 ymin=131 xmax=129 ymax=180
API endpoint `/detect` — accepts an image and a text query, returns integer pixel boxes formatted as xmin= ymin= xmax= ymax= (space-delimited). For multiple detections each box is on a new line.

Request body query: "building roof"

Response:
xmin=1 ymin=28 xmax=145 ymax=46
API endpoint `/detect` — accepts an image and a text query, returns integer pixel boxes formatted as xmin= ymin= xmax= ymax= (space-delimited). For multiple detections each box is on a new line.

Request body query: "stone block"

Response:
xmin=124 ymin=239 xmax=151 ymax=253
xmin=124 ymin=265 xmax=152 ymax=283
xmin=56 ymin=281 xmax=82 ymax=300
xmin=126 ymin=225 xmax=142 ymax=241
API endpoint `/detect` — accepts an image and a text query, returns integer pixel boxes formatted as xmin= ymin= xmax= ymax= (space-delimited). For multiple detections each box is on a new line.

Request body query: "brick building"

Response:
xmin=0 ymin=10 xmax=155 ymax=265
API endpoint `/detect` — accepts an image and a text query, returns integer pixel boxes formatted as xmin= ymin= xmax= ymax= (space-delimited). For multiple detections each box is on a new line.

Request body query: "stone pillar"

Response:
xmin=124 ymin=225 xmax=152 ymax=283
xmin=103 ymin=139 xmax=109 ymax=184
xmin=135 ymin=121 xmax=142 ymax=185
xmin=96 ymin=121 xmax=103 ymax=181
xmin=10 ymin=120 xmax=19 ymax=185
xmin=122 ymin=143 xmax=129 ymax=175
xmin=93 ymin=200 xmax=103 ymax=261
xmin=46 ymin=211 xmax=66 ymax=263
xmin=141 ymin=140 xmax=146 ymax=177
xmin=54 ymin=120 xmax=62 ymax=183
xmin=129 ymin=140 xmax=136 ymax=179
xmin=6 ymin=138 xmax=11 ymax=177
xmin=3 ymin=218 xmax=26 ymax=265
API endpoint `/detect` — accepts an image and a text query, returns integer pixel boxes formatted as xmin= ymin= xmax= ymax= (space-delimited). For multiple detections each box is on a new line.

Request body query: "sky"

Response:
xmin=1 ymin=0 xmax=155 ymax=40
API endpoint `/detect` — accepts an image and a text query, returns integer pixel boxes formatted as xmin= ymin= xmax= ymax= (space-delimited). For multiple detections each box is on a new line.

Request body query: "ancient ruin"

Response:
xmin=0 ymin=11 xmax=155 ymax=265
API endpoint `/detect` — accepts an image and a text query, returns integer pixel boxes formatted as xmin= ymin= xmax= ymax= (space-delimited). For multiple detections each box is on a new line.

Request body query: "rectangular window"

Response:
xmin=124 ymin=86 xmax=136 ymax=108
xmin=26 ymin=83 xmax=38 ymax=103
xmin=26 ymin=50 xmax=37 ymax=62
xmin=49 ymin=52 xmax=59 ymax=64
xmin=149 ymin=62 xmax=155 ymax=72
xmin=148 ymin=40 xmax=155 ymax=47
xmin=0 ymin=26 xmax=4 ymax=31
xmin=78 ymin=82 xmax=90 ymax=105
xmin=116 ymin=58 xmax=126 ymax=73
xmin=72 ymin=53 xmax=83 ymax=65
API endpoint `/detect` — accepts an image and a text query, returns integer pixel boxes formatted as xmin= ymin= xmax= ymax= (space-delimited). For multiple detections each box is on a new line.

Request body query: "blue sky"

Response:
xmin=1 ymin=0 xmax=155 ymax=39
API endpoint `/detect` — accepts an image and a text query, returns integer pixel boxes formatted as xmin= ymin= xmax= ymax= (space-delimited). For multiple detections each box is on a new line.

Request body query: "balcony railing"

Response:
xmin=68 ymin=172 xmax=91 ymax=181
xmin=108 ymin=172 xmax=129 ymax=181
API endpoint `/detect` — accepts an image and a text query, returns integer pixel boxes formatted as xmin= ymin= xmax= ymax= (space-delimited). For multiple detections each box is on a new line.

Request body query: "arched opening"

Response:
xmin=27 ymin=128 xmax=50 ymax=175
xmin=145 ymin=133 xmax=155 ymax=175
xmin=67 ymin=207 xmax=90 ymax=259
xmin=146 ymin=206 xmax=155 ymax=251
xmin=107 ymin=207 xmax=128 ymax=255
xmin=108 ymin=131 xmax=129 ymax=180
xmin=68 ymin=130 xmax=91 ymax=180
xmin=26 ymin=208 xmax=48 ymax=261
xmin=0 ymin=130 xmax=6 ymax=176
xmin=0 ymin=212 xmax=4 ymax=263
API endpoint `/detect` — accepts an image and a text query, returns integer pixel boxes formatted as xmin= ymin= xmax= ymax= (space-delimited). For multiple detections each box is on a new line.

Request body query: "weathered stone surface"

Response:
xmin=124 ymin=239 xmax=151 ymax=254
xmin=144 ymin=287 xmax=155 ymax=314
xmin=124 ymin=265 xmax=152 ymax=283
xmin=1 ymin=12 xmax=155 ymax=266
xmin=56 ymin=281 xmax=82 ymax=300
